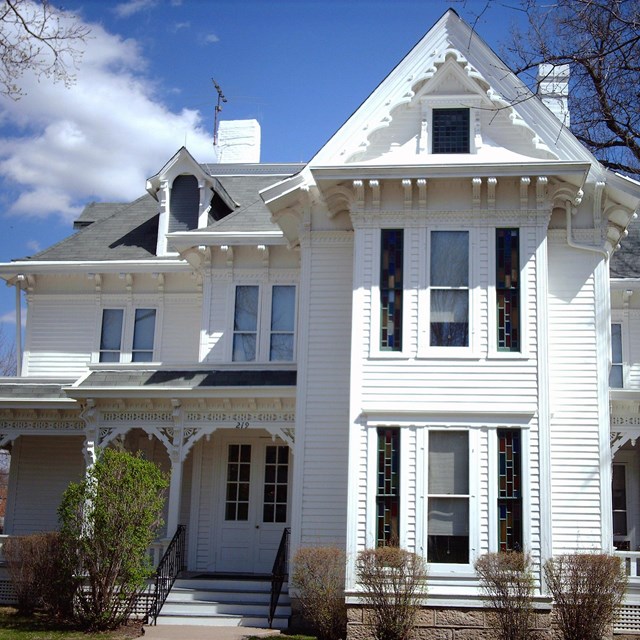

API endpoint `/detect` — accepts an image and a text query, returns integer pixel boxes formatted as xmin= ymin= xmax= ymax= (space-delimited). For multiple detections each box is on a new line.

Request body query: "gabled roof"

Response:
xmin=309 ymin=9 xmax=598 ymax=170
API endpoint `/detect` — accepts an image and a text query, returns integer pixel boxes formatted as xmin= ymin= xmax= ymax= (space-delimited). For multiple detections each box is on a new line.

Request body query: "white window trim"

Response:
xmin=228 ymin=283 xmax=298 ymax=363
xmin=94 ymin=303 xmax=159 ymax=364
xmin=418 ymin=227 xmax=478 ymax=358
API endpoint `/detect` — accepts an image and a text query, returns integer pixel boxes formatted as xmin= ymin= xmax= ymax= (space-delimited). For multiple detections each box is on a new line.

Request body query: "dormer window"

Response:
xmin=169 ymin=174 xmax=199 ymax=232
xmin=432 ymin=108 xmax=470 ymax=154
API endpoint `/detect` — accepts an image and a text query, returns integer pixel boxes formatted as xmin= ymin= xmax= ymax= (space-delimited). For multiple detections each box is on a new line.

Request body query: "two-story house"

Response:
xmin=1 ymin=9 xmax=640 ymax=637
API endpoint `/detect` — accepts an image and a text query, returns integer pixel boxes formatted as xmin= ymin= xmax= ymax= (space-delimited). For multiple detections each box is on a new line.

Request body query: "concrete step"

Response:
xmin=155 ymin=577 xmax=291 ymax=629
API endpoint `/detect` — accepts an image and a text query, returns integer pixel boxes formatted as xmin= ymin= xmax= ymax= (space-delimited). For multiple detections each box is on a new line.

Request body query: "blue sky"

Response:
xmin=0 ymin=0 xmax=524 ymax=346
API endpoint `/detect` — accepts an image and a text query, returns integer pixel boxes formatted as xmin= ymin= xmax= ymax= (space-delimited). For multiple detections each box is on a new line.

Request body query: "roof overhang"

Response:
xmin=168 ymin=230 xmax=287 ymax=255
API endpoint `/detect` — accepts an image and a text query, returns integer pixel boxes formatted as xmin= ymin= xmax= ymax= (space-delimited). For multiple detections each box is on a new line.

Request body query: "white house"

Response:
xmin=1 ymin=9 xmax=640 ymax=637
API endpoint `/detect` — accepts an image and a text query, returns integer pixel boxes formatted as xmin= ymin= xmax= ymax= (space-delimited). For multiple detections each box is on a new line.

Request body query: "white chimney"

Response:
xmin=537 ymin=64 xmax=570 ymax=127
xmin=216 ymin=119 xmax=261 ymax=163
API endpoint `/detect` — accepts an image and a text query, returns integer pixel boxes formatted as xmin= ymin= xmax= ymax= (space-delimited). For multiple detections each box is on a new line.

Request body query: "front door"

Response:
xmin=215 ymin=433 xmax=291 ymax=574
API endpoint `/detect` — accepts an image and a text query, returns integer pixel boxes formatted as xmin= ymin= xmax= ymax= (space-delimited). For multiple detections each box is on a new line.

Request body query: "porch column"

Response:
xmin=166 ymin=450 xmax=183 ymax=536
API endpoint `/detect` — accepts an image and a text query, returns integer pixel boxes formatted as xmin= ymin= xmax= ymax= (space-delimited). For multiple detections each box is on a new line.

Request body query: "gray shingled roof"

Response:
xmin=18 ymin=164 xmax=304 ymax=263
xmin=75 ymin=370 xmax=296 ymax=388
xmin=0 ymin=380 xmax=75 ymax=400
xmin=611 ymin=219 xmax=640 ymax=278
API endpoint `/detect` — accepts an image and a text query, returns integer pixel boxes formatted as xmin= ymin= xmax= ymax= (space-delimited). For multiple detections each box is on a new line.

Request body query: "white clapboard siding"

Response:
xmin=6 ymin=436 xmax=84 ymax=535
xmin=24 ymin=299 xmax=94 ymax=377
xmin=160 ymin=297 xmax=201 ymax=363
xmin=548 ymin=242 xmax=603 ymax=552
xmin=202 ymin=280 xmax=229 ymax=363
xmin=299 ymin=240 xmax=352 ymax=546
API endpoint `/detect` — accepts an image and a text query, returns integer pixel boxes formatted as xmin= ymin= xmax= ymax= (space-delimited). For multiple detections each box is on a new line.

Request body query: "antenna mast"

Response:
xmin=212 ymin=79 xmax=227 ymax=146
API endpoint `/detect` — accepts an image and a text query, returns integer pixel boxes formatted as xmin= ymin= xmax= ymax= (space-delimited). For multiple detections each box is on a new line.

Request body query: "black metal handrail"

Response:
xmin=147 ymin=524 xmax=186 ymax=625
xmin=268 ymin=527 xmax=290 ymax=628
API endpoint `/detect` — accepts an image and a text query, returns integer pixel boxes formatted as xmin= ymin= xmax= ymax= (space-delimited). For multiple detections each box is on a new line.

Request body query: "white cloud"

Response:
xmin=172 ymin=21 xmax=191 ymax=31
xmin=0 ymin=17 xmax=215 ymax=222
xmin=113 ymin=0 xmax=157 ymax=18
xmin=26 ymin=240 xmax=41 ymax=253
xmin=0 ymin=309 xmax=26 ymax=327
xmin=203 ymin=33 xmax=220 ymax=44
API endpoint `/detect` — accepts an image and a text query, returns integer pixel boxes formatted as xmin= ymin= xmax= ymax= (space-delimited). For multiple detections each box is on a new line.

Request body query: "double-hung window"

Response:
xmin=430 ymin=231 xmax=469 ymax=347
xmin=427 ymin=431 xmax=469 ymax=563
xmin=99 ymin=308 xmax=157 ymax=363
xmin=232 ymin=284 xmax=296 ymax=362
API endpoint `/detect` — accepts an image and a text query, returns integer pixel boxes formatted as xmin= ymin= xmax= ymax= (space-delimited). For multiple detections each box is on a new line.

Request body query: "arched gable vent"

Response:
xmin=169 ymin=174 xmax=199 ymax=232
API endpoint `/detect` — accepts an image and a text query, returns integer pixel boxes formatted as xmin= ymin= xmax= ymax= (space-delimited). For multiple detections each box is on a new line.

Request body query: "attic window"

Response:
xmin=432 ymin=108 xmax=470 ymax=154
xmin=169 ymin=174 xmax=199 ymax=232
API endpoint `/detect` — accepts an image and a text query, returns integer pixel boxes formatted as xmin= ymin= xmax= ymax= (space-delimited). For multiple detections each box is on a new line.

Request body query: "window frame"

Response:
xmin=229 ymin=283 xmax=297 ymax=363
xmin=96 ymin=305 xmax=158 ymax=364
xmin=610 ymin=321 xmax=624 ymax=389
xmin=431 ymin=108 xmax=471 ymax=154
xmin=496 ymin=229 xmax=521 ymax=353
xmin=418 ymin=227 xmax=476 ymax=357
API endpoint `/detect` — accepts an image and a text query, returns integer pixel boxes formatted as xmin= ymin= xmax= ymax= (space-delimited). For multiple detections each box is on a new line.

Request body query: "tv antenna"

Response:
xmin=212 ymin=79 xmax=227 ymax=146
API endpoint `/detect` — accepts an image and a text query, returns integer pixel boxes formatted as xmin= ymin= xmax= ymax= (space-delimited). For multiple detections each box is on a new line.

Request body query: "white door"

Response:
xmin=215 ymin=434 xmax=291 ymax=574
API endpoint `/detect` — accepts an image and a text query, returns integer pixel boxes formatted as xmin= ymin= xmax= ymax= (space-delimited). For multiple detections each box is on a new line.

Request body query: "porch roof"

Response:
xmin=65 ymin=369 xmax=297 ymax=399
xmin=0 ymin=377 xmax=77 ymax=407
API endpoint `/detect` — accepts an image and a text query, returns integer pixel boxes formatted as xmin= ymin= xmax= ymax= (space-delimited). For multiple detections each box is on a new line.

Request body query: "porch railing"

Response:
xmin=615 ymin=550 xmax=640 ymax=580
xmin=268 ymin=527 xmax=290 ymax=628
xmin=146 ymin=524 xmax=186 ymax=625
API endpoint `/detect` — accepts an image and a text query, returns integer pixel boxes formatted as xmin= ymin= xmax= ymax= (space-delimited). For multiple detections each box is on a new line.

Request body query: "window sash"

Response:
xmin=270 ymin=285 xmax=295 ymax=361
xmin=233 ymin=286 xmax=259 ymax=362
xmin=427 ymin=431 xmax=469 ymax=563
xmin=132 ymin=308 xmax=156 ymax=362
xmin=430 ymin=231 xmax=469 ymax=347
xmin=380 ymin=229 xmax=404 ymax=351
xmin=432 ymin=108 xmax=470 ymax=154
xmin=497 ymin=429 xmax=523 ymax=552
xmin=496 ymin=229 xmax=520 ymax=352
xmin=376 ymin=427 xmax=400 ymax=546
xmin=610 ymin=323 xmax=623 ymax=388
xmin=99 ymin=309 xmax=124 ymax=362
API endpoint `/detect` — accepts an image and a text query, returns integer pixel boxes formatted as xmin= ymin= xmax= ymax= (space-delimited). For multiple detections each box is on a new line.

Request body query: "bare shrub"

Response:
xmin=291 ymin=546 xmax=347 ymax=640
xmin=475 ymin=551 xmax=535 ymax=640
xmin=4 ymin=532 xmax=75 ymax=616
xmin=544 ymin=553 xmax=627 ymax=640
xmin=355 ymin=546 xmax=427 ymax=640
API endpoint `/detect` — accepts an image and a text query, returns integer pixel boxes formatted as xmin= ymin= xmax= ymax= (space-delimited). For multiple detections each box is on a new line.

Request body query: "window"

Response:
xmin=613 ymin=464 xmax=628 ymax=549
xmin=132 ymin=309 xmax=156 ymax=362
xmin=233 ymin=286 xmax=259 ymax=362
xmin=376 ymin=428 xmax=400 ymax=546
xmin=610 ymin=323 xmax=623 ymax=388
xmin=380 ymin=229 xmax=404 ymax=351
xmin=496 ymin=229 xmax=520 ymax=352
xmin=225 ymin=444 xmax=251 ymax=521
xmin=263 ymin=445 xmax=289 ymax=523
xmin=99 ymin=308 xmax=156 ymax=363
xmin=99 ymin=309 xmax=124 ymax=362
xmin=427 ymin=431 xmax=469 ymax=563
xmin=432 ymin=108 xmax=470 ymax=154
xmin=497 ymin=429 xmax=523 ymax=552
xmin=430 ymin=231 xmax=469 ymax=347
xmin=232 ymin=285 xmax=296 ymax=362
xmin=270 ymin=286 xmax=295 ymax=361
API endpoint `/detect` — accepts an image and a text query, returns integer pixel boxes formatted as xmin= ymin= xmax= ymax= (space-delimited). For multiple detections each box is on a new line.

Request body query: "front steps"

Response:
xmin=155 ymin=576 xmax=291 ymax=629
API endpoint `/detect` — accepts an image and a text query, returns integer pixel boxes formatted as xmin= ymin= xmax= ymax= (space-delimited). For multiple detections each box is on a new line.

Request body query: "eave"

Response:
xmin=310 ymin=161 xmax=591 ymax=182
xmin=168 ymin=230 xmax=287 ymax=254
xmin=0 ymin=259 xmax=192 ymax=281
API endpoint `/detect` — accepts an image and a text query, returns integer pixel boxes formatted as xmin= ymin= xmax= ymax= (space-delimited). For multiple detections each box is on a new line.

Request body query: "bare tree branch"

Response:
xmin=0 ymin=0 xmax=89 ymax=99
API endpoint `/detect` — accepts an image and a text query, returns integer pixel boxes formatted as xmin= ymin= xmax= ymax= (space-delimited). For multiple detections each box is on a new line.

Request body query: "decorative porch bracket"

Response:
xmin=611 ymin=428 xmax=640 ymax=456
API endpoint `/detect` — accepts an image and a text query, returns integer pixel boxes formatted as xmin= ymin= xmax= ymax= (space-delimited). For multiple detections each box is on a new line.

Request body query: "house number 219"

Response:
xmin=235 ymin=420 xmax=250 ymax=429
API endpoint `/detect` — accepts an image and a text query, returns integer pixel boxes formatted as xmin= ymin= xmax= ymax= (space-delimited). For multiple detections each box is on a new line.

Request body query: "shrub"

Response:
xmin=544 ymin=553 xmax=627 ymax=640
xmin=475 ymin=551 xmax=535 ymax=640
xmin=355 ymin=546 xmax=427 ymax=640
xmin=4 ymin=531 xmax=76 ymax=617
xmin=58 ymin=448 xmax=168 ymax=630
xmin=291 ymin=546 xmax=347 ymax=640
